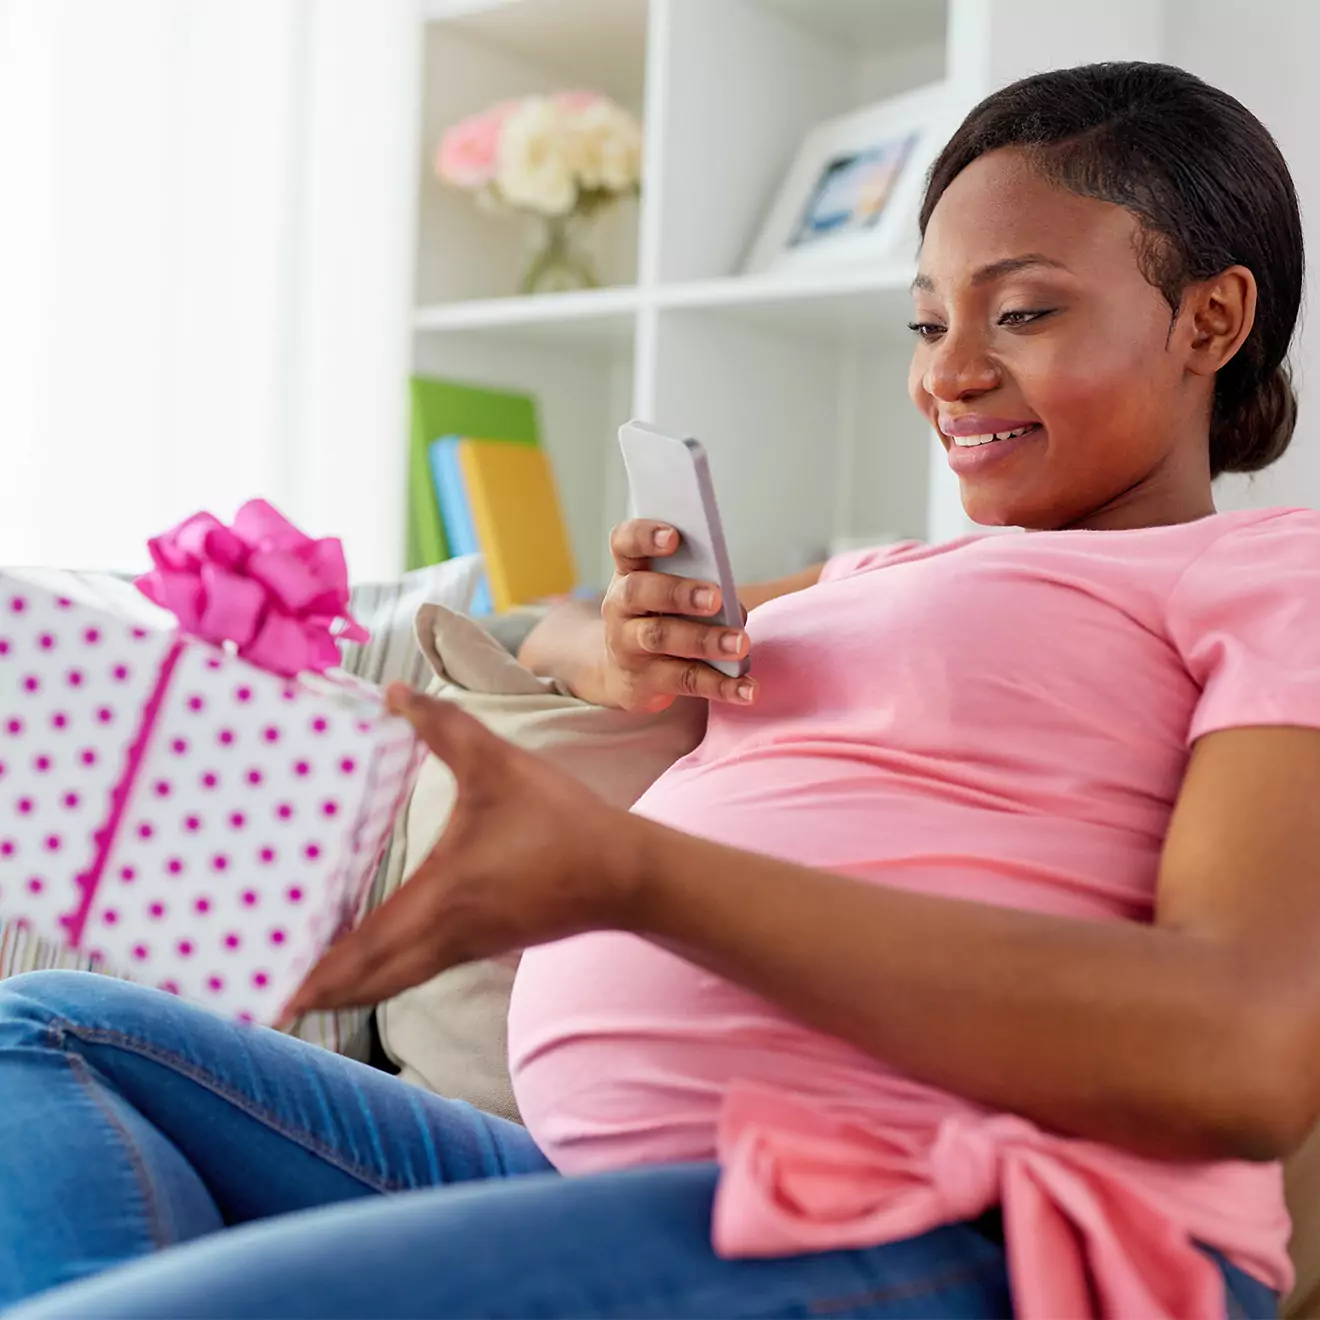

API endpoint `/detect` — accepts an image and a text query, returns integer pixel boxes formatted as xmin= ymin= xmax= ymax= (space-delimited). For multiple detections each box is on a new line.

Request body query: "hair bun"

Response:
xmin=1212 ymin=363 xmax=1297 ymax=475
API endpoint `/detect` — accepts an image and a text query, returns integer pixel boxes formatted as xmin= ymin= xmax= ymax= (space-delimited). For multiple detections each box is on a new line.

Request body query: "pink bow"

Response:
xmin=713 ymin=1084 xmax=1227 ymax=1319
xmin=134 ymin=499 xmax=369 ymax=678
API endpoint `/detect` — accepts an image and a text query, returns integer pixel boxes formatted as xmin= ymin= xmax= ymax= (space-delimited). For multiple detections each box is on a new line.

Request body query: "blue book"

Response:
xmin=428 ymin=436 xmax=492 ymax=615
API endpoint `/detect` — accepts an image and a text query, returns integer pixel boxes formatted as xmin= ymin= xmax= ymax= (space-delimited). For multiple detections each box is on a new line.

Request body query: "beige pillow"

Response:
xmin=376 ymin=603 xmax=704 ymax=1122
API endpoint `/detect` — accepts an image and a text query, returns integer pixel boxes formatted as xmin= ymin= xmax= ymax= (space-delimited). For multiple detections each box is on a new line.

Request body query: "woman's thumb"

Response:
xmin=385 ymin=684 xmax=497 ymax=779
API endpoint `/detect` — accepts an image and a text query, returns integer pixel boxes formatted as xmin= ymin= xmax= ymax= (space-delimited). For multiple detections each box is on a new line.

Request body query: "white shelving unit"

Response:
xmin=412 ymin=0 xmax=1162 ymax=588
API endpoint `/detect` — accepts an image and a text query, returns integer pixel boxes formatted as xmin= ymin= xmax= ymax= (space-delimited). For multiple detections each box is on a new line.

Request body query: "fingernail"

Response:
xmin=653 ymin=527 xmax=675 ymax=550
xmin=736 ymin=682 xmax=755 ymax=703
xmin=693 ymin=588 xmax=716 ymax=612
xmin=720 ymin=632 xmax=743 ymax=655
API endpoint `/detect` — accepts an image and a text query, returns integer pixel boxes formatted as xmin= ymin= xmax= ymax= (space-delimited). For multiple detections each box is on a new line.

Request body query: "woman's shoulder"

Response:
xmin=1198 ymin=504 xmax=1320 ymax=538
xmin=1173 ymin=506 xmax=1320 ymax=580
xmin=820 ymin=508 xmax=1320 ymax=586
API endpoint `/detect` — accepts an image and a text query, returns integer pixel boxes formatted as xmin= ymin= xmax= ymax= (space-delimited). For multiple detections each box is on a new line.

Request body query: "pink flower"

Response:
xmin=436 ymin=101 xmax=520 ymax=189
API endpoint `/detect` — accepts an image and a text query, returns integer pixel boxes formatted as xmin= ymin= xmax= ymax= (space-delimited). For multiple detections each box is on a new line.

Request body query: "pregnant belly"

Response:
xmin=507 ymin=930 xmax=949 ymax=1174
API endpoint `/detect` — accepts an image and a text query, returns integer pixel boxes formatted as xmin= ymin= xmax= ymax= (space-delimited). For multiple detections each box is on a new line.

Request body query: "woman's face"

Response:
xmin=909 ymin=148 xmax=1215 ymax=530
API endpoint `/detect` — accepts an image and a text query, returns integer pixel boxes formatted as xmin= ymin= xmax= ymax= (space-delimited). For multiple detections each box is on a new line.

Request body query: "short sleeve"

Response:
xmin=1166 ymin=510 xmax=1320 ymax=743
xmin=819 ymin=540 xmax=925 ymax=583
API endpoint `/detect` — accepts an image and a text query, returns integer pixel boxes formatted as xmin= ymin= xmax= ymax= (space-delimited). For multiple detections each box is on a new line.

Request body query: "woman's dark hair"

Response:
xmin=920 ymin=62 xmax=1304 ymax=477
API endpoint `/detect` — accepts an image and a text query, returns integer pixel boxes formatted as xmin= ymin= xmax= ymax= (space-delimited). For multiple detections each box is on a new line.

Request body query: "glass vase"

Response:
xmin=520 ymin=213 xmax=600 ymax=295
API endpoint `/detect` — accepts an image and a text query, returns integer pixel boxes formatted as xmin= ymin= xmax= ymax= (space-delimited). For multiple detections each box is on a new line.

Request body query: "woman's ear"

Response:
xmin=1182 ymin=265 xmax=1257 ymax=380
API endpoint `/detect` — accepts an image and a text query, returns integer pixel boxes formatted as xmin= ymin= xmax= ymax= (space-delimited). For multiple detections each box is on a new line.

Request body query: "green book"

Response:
xmin=407 ymin=376 xmax=541 ymax=569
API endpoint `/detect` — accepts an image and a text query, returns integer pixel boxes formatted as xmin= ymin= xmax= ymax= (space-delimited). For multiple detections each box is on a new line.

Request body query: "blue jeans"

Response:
xmin=0 ymin=972 xmax=1276 ymax=1318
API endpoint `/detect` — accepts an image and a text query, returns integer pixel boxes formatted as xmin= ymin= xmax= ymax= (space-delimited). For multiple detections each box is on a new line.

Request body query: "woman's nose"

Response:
xmin=922 ymin=329 xmax=999 ymax=402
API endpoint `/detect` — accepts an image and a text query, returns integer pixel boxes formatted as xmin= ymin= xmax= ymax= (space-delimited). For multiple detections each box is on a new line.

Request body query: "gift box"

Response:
xmin=0 ymin=504 xmax=422 ymax=1022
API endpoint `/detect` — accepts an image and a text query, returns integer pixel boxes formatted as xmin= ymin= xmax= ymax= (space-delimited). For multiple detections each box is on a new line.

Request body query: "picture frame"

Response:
xmin=742 ymin=81 xmax=963 ymax=278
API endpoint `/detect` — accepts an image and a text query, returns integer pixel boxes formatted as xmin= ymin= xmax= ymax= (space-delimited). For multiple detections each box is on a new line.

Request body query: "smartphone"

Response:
xmin=618 ymin=419 xmax=748 ymax=679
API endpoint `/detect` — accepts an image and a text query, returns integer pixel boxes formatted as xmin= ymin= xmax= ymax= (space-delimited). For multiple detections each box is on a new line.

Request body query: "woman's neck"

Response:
xmin=1063 ymin=441 xmax=1216 ymax=531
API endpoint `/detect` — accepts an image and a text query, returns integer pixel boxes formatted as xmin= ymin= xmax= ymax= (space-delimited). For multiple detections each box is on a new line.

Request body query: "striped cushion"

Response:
xmin=0 ymin=559 xmax=483 ymax=1056
xmin=337 ymin=559 xmax=483 ymax=689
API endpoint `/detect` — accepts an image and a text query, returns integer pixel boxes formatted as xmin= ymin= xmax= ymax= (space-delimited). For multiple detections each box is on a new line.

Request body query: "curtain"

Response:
xmin=0 ymin=0 xmax=421 ymax=579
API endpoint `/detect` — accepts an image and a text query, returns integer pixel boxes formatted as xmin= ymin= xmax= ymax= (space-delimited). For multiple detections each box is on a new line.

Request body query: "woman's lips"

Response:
xmin=944 ymin=422 xmax=1045 ymax=475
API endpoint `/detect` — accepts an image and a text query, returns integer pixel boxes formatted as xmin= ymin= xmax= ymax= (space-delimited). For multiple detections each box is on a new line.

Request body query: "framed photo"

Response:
xmin=743 ymin=82 xmax=962 ymax=277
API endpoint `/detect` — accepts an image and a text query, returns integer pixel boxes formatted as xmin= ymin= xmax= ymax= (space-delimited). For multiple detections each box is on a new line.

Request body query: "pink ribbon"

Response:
xmin=134 ymin=499 xmax=368 ymax=678
xmin=713 ymin=1084 xmax=1227 ymax=1319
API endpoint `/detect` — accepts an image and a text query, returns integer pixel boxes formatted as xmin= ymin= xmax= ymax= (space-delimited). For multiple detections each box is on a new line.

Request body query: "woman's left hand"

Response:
xmin=278 ymin=684 xmax=645 ymax=1022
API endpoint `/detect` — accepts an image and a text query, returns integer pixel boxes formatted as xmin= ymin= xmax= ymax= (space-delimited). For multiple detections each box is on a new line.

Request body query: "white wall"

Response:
xmin=1164 ymin=0 xmax=1320 ymax=512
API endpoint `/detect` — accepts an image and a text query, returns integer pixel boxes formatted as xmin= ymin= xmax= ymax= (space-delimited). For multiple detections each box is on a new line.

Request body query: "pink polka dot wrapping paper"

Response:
xmin=0 ymin=570 xmax=423 ymax=1022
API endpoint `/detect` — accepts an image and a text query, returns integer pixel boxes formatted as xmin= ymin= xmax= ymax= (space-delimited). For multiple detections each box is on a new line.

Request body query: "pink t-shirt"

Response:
xmin=509 ymin=507 xmax=1320 ymax=1317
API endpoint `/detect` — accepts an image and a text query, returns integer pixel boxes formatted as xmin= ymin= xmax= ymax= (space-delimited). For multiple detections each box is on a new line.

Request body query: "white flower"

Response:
xmin=563 ymin=99 xmax=642 ymax=193
xmin=496 ymin=98 xmax=577 ymax=217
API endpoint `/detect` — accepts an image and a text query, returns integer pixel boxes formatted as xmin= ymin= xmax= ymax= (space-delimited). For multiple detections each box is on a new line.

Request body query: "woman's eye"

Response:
xmin=998 ymin=308 xmax=1053 ymax=327
xmin=907 ymin=321 xmax=946 ymax=340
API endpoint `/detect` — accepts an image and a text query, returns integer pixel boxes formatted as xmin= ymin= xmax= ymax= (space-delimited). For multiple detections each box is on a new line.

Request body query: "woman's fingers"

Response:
xmin=623 ymin=615 xmax=746 ymax=663
xmin=639 ymin=657 xmax=756 ymax=705
xmin=610 ymin=569 xmax=721 ymax=620
xmin=280 ymin=888 xmax=446 ymax=1019
xmin=610 ymin=519 xmax=679 ymax=572
xmin=386 ymin=685 xmax=503 ymax=781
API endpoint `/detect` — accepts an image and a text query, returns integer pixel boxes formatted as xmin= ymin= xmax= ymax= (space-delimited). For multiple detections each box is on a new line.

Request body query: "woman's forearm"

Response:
xmin=620 ymin=816 xmax=1286 ymax=1162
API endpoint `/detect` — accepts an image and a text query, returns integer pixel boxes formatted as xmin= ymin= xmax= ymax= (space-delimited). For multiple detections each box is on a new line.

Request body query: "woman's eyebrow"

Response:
xmin=912 ymin=253 xmax=1072 ymax=294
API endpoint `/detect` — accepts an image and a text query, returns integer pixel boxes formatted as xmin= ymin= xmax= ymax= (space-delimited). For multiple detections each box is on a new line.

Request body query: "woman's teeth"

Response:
xmin=952 ymin=425 xmax=1036 ymax=448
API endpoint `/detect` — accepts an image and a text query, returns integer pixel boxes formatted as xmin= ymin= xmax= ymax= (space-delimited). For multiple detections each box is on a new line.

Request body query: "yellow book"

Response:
xmin=457 ymin=437 xmax=577 ymax=611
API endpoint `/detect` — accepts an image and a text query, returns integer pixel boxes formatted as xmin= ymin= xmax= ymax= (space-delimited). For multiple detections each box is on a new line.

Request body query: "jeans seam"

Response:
xmin=54 ymin=1026 xmax=169 ymax=1252
xmin=52 ymin=1017 xmax=409 ymax=1195
xmin=805 ymin=1257 xmax=1007 ymax=1315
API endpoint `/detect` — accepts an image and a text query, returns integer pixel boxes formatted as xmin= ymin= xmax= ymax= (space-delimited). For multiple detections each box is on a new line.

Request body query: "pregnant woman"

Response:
xmin=1 ymin=61 xmax=1316 ymax=1318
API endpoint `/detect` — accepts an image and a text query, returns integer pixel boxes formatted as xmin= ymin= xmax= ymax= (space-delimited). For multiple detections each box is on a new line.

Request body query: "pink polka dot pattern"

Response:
xmin=1 ymin=574 xmax=422 ymax=1021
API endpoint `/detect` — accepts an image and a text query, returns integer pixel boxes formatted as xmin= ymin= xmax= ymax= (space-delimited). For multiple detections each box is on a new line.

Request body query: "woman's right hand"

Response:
xmin=599 ymin=519 xmax=755 ymax=713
